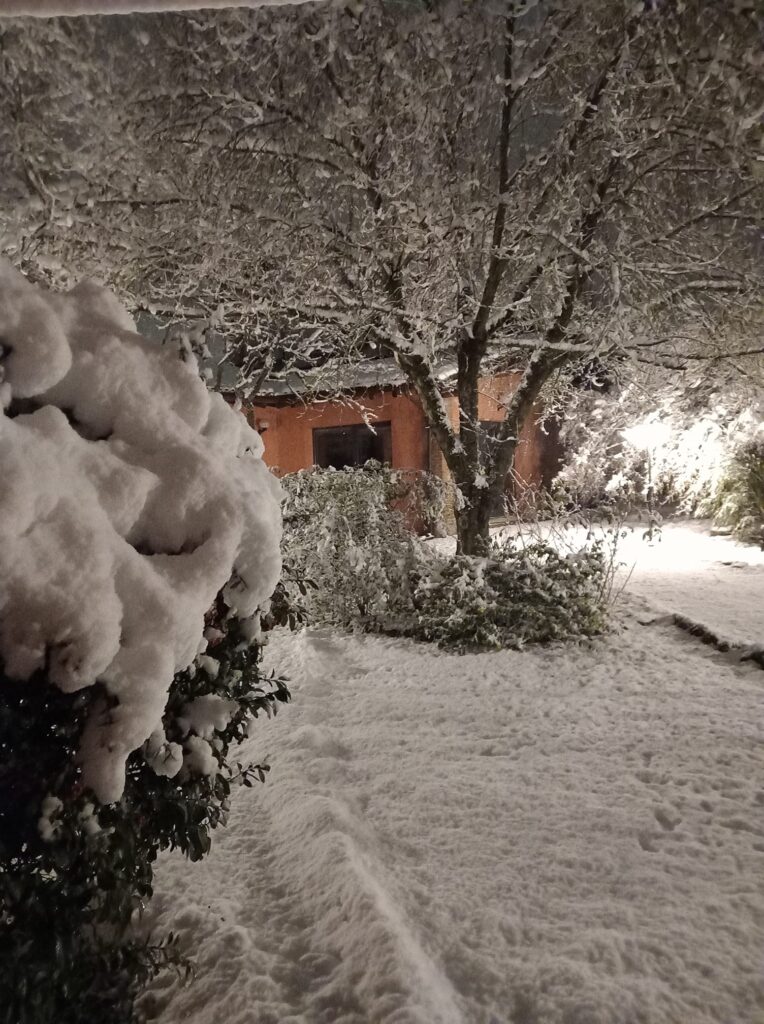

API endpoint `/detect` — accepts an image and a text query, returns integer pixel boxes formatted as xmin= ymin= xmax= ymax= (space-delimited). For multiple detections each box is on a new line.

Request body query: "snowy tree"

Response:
xmin=1 ymin=0 xmax=762 ymax=553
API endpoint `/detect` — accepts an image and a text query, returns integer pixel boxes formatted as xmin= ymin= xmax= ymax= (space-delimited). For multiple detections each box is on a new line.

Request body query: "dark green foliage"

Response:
xmin=264 ymin=560 xmax=318 ymax=633
xmin=0 ymin=620 xmax=289 ymax=1023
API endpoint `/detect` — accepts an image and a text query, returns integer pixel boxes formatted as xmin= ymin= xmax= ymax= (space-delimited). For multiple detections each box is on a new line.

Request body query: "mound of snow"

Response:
xmin=0 ymin=260 xmax=282 ymax=802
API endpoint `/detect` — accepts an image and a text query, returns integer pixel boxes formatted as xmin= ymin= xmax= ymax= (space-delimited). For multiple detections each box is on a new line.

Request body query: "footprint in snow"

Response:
xmin=292 ymin=723 xmax=353 ymax=760
xmin=654 ymin=806 xmax=682 ymax=831
xmin=298 ymin=630 xmax=371 ymax=683
xmin=637 ymin=830 xmax=657 ymax=853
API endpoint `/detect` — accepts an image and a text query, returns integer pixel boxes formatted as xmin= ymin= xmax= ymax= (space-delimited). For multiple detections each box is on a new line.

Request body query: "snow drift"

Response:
xmin=0 ymin=260 xmax=282 ymax=803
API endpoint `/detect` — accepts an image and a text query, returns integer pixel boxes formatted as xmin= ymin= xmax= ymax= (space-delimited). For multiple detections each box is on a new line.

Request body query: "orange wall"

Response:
xmin=434 ymin=373 xmax=548 ymax=487
xmin=476 ymin=371 xmax=548 ymax=486
xmin=250 ymin=390 xmax=429 ymax=476
xmin=247 ymin=374 xmax=556 ymax=489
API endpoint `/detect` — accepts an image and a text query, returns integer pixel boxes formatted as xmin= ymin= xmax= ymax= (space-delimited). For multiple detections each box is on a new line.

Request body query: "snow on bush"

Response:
xmin=0 ymin=260 xmax=282 ymax=802
xmin=280 ymin=463 xmax=609 ymax=649
xmin=1 ymin=614 xmax=291 ymax=1023
xmin=708 ymin=438 xmax=764 ymax=545
xmin=280 ymin=463 xmax=422 ymax=631
xmin=409 ymin=539 xmax=610 ymax=651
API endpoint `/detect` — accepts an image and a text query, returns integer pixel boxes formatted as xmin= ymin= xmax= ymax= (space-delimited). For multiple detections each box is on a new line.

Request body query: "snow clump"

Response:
xmin=0 ymin=260 xmax=282 ymax=803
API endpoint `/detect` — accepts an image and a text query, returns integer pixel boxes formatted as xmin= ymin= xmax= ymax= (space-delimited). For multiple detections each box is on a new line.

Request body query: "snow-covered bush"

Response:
xmin=707 ymin=438 xmax=764 ymax=546
xmin=280 ymin=463 xmax=422 ymax=631
xmin=407 ymin=538 xmax=609 ymax=651
xmin=281 ymin=464 xmax=609 ymax=650
xmin=0 ymin=262 xmax=286 ymax=1020
xmin=392 ymin=467 xmax=448 ymax=537
xmin=0 ymin=259 xmax=282 ymax=800
xmin=1 ymin=620 xmax=289 ymax=1024
xmin=556 ymin=374 xmax=764 ymax=528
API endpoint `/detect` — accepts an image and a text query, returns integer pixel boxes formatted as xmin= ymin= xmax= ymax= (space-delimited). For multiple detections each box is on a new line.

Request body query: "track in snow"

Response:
xmin=147 ymin=599 xmax=764 ymax=1024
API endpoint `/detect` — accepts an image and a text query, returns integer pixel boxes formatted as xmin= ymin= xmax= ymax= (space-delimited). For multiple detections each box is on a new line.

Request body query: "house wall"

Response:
xmin=247 ymin=374 xmax=559 ymax=488
xmin=249 ymin=390 xmax=429 ymax=477
xmin=476 ymin=371 xmax=555 ymax=487
xmin=430 ymin=373 xmax=552 ymax=484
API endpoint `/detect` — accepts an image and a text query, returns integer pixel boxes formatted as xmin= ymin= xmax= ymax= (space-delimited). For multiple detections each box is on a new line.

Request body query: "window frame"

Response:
xmin=312 ymin=421 xmax=393 ymax=470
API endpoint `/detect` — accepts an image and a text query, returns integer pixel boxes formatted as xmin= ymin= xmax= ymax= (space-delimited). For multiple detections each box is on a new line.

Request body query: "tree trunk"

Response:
xmin=454 ymin=485 xmax=496 ymax=557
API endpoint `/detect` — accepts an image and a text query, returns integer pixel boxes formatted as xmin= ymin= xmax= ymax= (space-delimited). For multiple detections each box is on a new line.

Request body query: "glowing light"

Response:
xmin=621 ymin=418 xmax=672 ymax=452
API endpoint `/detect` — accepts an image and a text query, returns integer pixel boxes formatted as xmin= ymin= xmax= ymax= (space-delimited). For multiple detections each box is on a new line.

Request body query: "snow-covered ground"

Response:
xmin=615 ymin=520 xmax=764 ymax=647
xmin=144 ymin=524 xmax=764 ymax=1024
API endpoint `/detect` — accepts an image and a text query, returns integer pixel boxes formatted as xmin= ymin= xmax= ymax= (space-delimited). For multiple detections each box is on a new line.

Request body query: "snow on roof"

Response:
xmin=247 ymin=336 xmax=538 ymax=401
xmin=253 ymin=356 xmax=459 ymax=400
xmin=0 ymin=259 xmax=282 ymax=803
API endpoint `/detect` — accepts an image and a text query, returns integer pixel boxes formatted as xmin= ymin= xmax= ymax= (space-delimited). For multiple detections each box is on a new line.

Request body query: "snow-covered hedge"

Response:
xmin=280 ymin=464 xmax=609 ymax=649
xmin=1 ymin=619 xmax=290 ymax=1023
xmin=707 ymin=438 xmax=764 ymax=545
xmin=280 ymin=463 xmax=423 ymax=631
xmin=0 ymin=260 xmax=282 ymax=803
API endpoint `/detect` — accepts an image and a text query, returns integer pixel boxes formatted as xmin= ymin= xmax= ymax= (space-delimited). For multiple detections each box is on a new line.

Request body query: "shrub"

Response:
xmin=280 ymin=463 xmax=425 ymax=631
xmin=0 ymin=262 xmax=287 ymax=1021
xmin=707 ymin=438 xmax=764 ymax=545
xmin=281 ymin=464 xmax=610 ymax=650
xmin=389 ymin=467 xmax=447 ymax=537
xmin=407 ymin=538 xmax=610 ymax=651
xmin=0 ymin=263 xmax=288 ymax=1021
xmin=0 ymin=615 xmax=290 ymax=1024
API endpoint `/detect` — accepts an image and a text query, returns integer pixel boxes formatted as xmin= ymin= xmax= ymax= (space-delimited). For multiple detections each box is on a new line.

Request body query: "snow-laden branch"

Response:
xmin=1 ymin=1 xmax=761 ymax=553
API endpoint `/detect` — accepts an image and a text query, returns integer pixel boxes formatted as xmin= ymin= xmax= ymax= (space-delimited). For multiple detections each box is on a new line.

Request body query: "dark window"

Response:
xmin=311 ymin=421 xmax=389 ymax=468
xmin=313 ymin=422 xmax=392 ymax=469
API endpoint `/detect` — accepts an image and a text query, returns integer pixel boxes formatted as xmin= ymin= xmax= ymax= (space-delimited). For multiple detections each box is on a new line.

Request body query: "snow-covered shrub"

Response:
xmin=556 ymin=373 xmax=763 ymax=524
xmin=0 ymin=259 xmax=282 ymax=800
xmin=390 ymin=467 xmax=447 ymax=537
xmin=407 ymin=538 xmax=609 ymax=651
xmin=1 ymin=620 xmax=289 ymax=1024
xmin=706 ymin=438 xmax=764 ymax=545
xmin=281 ymin=464 xmax=610 ymax=650
xmin=0 ymin=263 xmax=286 ymax=1021
xmin=281 ymin=463 xmax=422 ymax=631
